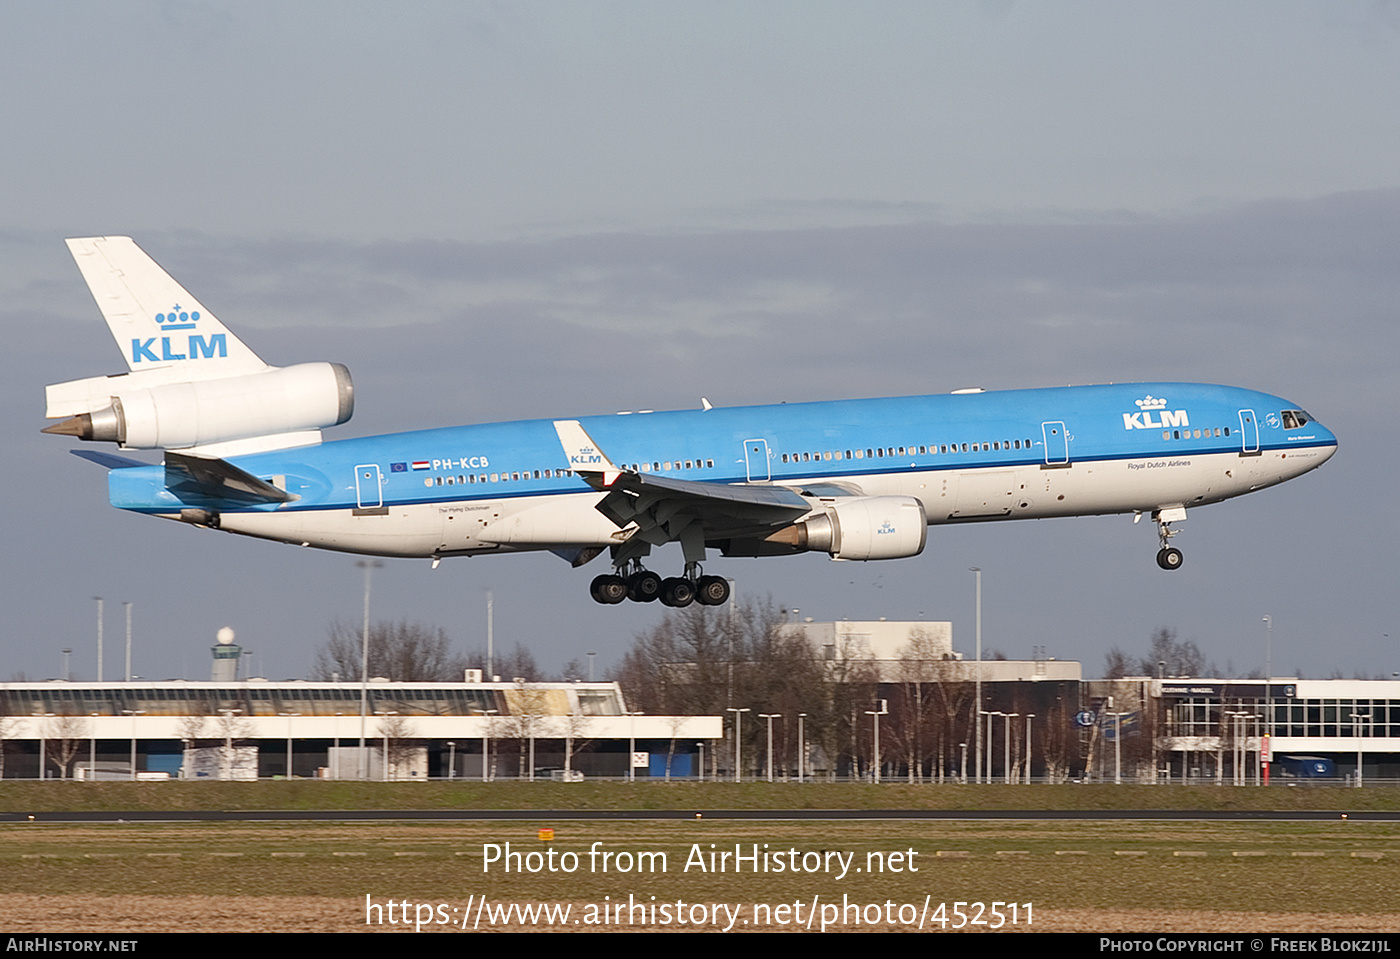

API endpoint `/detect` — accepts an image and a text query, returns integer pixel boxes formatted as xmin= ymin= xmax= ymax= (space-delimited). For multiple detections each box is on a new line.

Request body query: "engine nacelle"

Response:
xmin=44 ymin=362 xmax=353 ymax=450
xmin=765 ymin=495 xmax=927 ymax=561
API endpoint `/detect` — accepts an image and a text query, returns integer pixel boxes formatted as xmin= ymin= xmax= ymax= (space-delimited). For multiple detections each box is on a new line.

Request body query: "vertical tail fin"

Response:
xmin=66 ymin=236 xmax=266 ymax=376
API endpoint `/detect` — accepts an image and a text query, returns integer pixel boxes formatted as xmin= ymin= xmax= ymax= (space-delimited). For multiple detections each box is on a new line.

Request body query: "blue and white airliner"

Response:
xmin=45 ymin=237 xmax=1338 ymax=607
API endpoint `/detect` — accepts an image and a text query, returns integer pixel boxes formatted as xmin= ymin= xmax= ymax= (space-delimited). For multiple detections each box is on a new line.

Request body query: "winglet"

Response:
xmin=552 ymin=420 xmax=622 ymax=488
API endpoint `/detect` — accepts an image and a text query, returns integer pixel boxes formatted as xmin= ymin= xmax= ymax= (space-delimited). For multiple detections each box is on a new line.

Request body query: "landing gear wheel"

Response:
xmin=627 ymin=570 xmax=663 ymax=603
xmin=590 ymin=574 xmax=628 ymax=604
xmin=1156 ymin=547 xmax=1183 ymax=571
xmin=660 ymin=577 xmax=696 ymax=608
xmin=695 ymin=575 xmax=731 ymax=606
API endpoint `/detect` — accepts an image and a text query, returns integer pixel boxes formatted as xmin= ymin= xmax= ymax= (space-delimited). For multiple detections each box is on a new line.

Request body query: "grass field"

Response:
xmin=4 ymin=783 xmax=1400 ymax=932
xmin=5 ymin=779 xmax=1400 ymax=812
xmin=3 ymin=818 xmax=1399 ymax=932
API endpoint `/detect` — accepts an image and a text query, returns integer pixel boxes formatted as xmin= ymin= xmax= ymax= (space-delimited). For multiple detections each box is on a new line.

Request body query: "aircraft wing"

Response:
xmin=553 ymin=420 xmax=812 ymax=544
xmin=593 ymin=469 xmax=812 ymax=538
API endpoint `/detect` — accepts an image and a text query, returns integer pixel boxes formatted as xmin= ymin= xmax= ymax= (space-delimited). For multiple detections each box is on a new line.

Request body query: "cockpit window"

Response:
xmin=1281 ymin=410 xmax=1311 ymax=430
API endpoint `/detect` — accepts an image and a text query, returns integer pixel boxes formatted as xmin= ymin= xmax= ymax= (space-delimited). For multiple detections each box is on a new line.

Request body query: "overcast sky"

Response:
xmin=2 ymin=1 xmax=1397 ymax=685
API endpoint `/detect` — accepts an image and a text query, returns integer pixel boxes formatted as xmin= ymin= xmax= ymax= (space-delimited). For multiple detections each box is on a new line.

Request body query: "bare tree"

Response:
xmin=1103 ymin=647 xmax=1133 ymax=679
xmin=1139 ymin=627 xmax=1208 ymax=678
xmin=376 ymin=714 xmax=419 ymax=780
xmin=561 ymin=710 xmax=593 ymax=780
xmin=469 ymin=643 xmax=543 ymax=683
xmin=214 ymin=709 xmax=255 ymax=780
xmin=499 ymin=681 xmax=551 ymax=779
xmin=313 ymin=620 xmax=467 ymax=682
xmin=45 ymin=712 xmax=91 ymax=779
xmin=618 ymin=599 xmax=836 ymax=778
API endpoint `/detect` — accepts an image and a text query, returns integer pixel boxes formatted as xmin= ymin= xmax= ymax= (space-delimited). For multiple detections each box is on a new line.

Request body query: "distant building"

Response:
xmin=0 ymin=680 xmax=719 ymax=781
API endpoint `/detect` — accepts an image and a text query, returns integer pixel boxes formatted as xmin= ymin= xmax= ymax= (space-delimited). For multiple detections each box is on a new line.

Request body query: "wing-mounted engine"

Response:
xmin=44 ymin=362 xmax=353 ymax=451
xmin=760 ymin=495 xmax=928 ymax=560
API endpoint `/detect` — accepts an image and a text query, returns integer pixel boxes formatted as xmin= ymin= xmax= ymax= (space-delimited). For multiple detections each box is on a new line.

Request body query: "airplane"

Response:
xmin=44 ymin=237 xmax=1338 ymax=607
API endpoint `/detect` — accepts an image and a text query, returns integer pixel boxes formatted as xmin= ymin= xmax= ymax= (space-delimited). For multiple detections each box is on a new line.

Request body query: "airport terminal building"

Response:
xmin=0 ymin=679 xmax=719 ymax=781
xmin=5 ymin=619 xmax=1400 ymax=783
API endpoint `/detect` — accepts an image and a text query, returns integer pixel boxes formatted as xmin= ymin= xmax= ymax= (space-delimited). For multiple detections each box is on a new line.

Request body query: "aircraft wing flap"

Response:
xmin=596 ymin=471 xmax=811 ymax=533
xmin=164 ymin=451 xmax=297 ymax=506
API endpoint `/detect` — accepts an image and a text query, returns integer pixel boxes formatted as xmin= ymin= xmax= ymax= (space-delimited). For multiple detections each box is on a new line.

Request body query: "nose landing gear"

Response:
xmin=1144 ymin=506 xmax=1187 ymax=571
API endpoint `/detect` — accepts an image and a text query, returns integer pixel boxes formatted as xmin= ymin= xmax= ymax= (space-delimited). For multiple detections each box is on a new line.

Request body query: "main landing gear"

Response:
xmin=590 ymin=562 xmax=731 ymax=608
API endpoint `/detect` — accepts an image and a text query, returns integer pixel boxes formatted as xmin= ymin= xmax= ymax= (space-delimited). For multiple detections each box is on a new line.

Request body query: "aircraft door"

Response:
xmin=1237 ymin=410 xmax=1259 ymax=454
xmin=1041 ymin=421 xmax=1069 ymax=466
xmin=744 ymin=439 xmax=771 ymax=482
xmin=355 ymin=463 xmax=383 ymax=509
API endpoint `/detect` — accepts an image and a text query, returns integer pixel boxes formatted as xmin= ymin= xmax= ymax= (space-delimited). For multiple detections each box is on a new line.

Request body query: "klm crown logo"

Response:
xmin=1123 ymin=393 xmax=1189 ymax=430
xmin=155 ymin=305 xmax=200 ymax=330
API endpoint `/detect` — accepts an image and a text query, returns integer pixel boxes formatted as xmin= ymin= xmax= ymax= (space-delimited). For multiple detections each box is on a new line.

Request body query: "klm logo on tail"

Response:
xmin=132 ymin=305 xmax=227 ymax=363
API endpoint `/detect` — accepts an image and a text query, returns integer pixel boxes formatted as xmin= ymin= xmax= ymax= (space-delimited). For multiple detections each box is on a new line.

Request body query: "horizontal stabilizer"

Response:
xmin=70 ymin=449 xmax=149 ymax=470
xmin=164 ymin=451 xmax=297 ymax=506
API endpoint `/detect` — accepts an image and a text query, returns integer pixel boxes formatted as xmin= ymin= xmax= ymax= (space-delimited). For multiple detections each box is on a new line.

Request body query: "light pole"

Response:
xmin=447 ymin=741 xmax=456 ymax=781
xmin=123 ymin=601 xmax=132 ymax=682
xmin=482 ymin=709 xmax=497 ymax=782
xmin=697 ymin=741 xmax=705 ymax=782
xmin=587 ymin=651 xmax=596 ymax=682
xmin=1023 ymin=714 xmax=1035 ymax=784
xmin=759 ymin=713 xmax=780 ymax=782
xmin=279 ymin=711 xmax=300 ymax=778
xmin=796 ymin=713 xmax=807 ymax=783
xmin=125 ymin=709 xmax=145 ymax=780
xmin=983 ymin=711 xmax=998 ymax=783
xmin=39 ymin=713 xmax=54 ymax=781
xmin=1108 ymin=710 xmax=1129 ymax=785
xmin=94 ymin=597 xmax=103 ymax=683
xmin=89 ymin=713 xmax=99 ymax=781
xmin=1263 ymin=615 xmax=1273 ymax=785
xmin=866 ymin=700 xmax=888 ymax=784
xmin=1350 ymin=711 xmax=1368 ymax=788
xmin=726 ymin=707 xmax=749 ymax=782
xmin=1225 ymin=710 xmax=1249 ymax=785
xmin=486 ymin=589 xmax=494 ymax=680
xmin=627 ymin=711 xmax=643 ymax=783
xmin=357 ymin=558 xmax=382 ymax=780
xmin=970 ymin=567 xmax=982 ymax=783
xmin=959 ymin=742 xmax=968 ymax=784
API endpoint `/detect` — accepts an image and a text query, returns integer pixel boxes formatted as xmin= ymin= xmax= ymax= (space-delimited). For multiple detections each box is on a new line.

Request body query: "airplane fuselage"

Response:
xmin=106 ymin=381 xmax=1336 ymax=564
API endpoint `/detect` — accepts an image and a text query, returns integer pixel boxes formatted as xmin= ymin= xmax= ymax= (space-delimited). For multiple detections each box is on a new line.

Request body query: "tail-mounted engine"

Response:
xmin=43 ymin=362 xmax=353 ymax=451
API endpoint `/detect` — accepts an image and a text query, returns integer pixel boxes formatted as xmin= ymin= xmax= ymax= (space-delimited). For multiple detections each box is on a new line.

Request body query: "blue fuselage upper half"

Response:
xmin=106 ymin=381 xmax=1336 ymax=516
